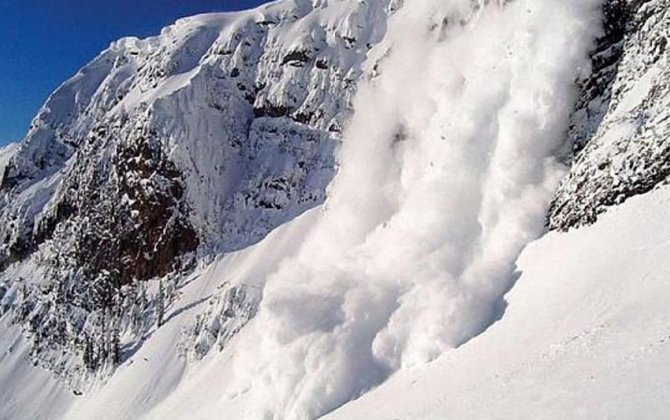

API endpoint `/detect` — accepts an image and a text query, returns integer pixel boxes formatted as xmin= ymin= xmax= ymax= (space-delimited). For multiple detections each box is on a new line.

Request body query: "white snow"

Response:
xmin=0 ymin=321 xmax=73 ymax=420
xmin=328 ymin=184 xmax=670 ymax=420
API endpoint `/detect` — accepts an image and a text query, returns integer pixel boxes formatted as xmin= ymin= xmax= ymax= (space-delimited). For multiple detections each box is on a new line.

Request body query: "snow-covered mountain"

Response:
xmin=1 ymin=0 xmax=669 ymax=418
xmin=1 ymin=0 xmax=395 ymax=388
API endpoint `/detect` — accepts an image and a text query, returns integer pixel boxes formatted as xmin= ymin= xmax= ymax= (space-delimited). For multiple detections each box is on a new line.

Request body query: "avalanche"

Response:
xmin=6 ymin=0 xmax=670 ymax=419
xmin=211 ymin=0 xmax=603 ymax=418
xmin=327 ymin=182 xmax=670 ymax=420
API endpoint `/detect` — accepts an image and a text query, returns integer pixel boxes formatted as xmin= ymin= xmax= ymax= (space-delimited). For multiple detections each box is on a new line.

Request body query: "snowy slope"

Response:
xmin=0 ymin=322 xmax=73 ymax=420
xmin=16 ymin=184 xmax=670 ymax=420
xmin=1 ymin=208 xmax=320 ymax=419
xmin=329 ymin=184 xmax=670 ymax=420
xmin=49 ymin=165 xmax=670 ymax=420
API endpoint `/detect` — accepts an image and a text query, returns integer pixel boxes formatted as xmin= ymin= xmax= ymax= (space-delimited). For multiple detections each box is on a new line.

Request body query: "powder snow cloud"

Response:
xmin=228 ymin=0 xmax=604 ymax=418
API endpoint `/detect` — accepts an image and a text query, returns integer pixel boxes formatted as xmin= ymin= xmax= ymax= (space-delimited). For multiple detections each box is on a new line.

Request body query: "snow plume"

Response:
xmin=233 ymin=0 xmax=602 ymax=418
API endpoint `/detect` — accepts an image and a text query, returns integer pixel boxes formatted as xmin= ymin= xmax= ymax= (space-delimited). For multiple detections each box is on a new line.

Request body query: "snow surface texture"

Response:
xmin=328 ymin=183 xmax=670 ymax=420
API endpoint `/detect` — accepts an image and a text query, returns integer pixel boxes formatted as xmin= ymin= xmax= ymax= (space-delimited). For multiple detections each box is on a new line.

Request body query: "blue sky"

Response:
xmin=0 ymin=0 xmax=268 ymax=146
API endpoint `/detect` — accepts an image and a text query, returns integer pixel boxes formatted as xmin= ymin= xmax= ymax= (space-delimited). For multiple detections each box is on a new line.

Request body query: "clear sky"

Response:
xmin=0 ymin=0 xmax=269 ymax=146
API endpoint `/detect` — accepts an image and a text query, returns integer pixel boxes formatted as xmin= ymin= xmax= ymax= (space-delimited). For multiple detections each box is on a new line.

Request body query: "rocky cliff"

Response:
xmin=549 ymin=0 xmax=670 ymax=229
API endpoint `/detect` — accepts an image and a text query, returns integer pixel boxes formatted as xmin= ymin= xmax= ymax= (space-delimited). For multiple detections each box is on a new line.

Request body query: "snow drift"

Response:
xmin=221 ymin=0 xmax=603 ymax=418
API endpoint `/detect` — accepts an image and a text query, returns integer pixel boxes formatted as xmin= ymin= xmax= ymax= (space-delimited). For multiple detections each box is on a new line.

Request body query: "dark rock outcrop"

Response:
xmin=549 ymin=0 xmax=669 ymax=230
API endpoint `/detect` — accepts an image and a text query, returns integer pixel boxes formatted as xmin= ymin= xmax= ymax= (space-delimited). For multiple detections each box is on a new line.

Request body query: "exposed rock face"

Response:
xmin=549 ymin=0 xmax=669 ymax=230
